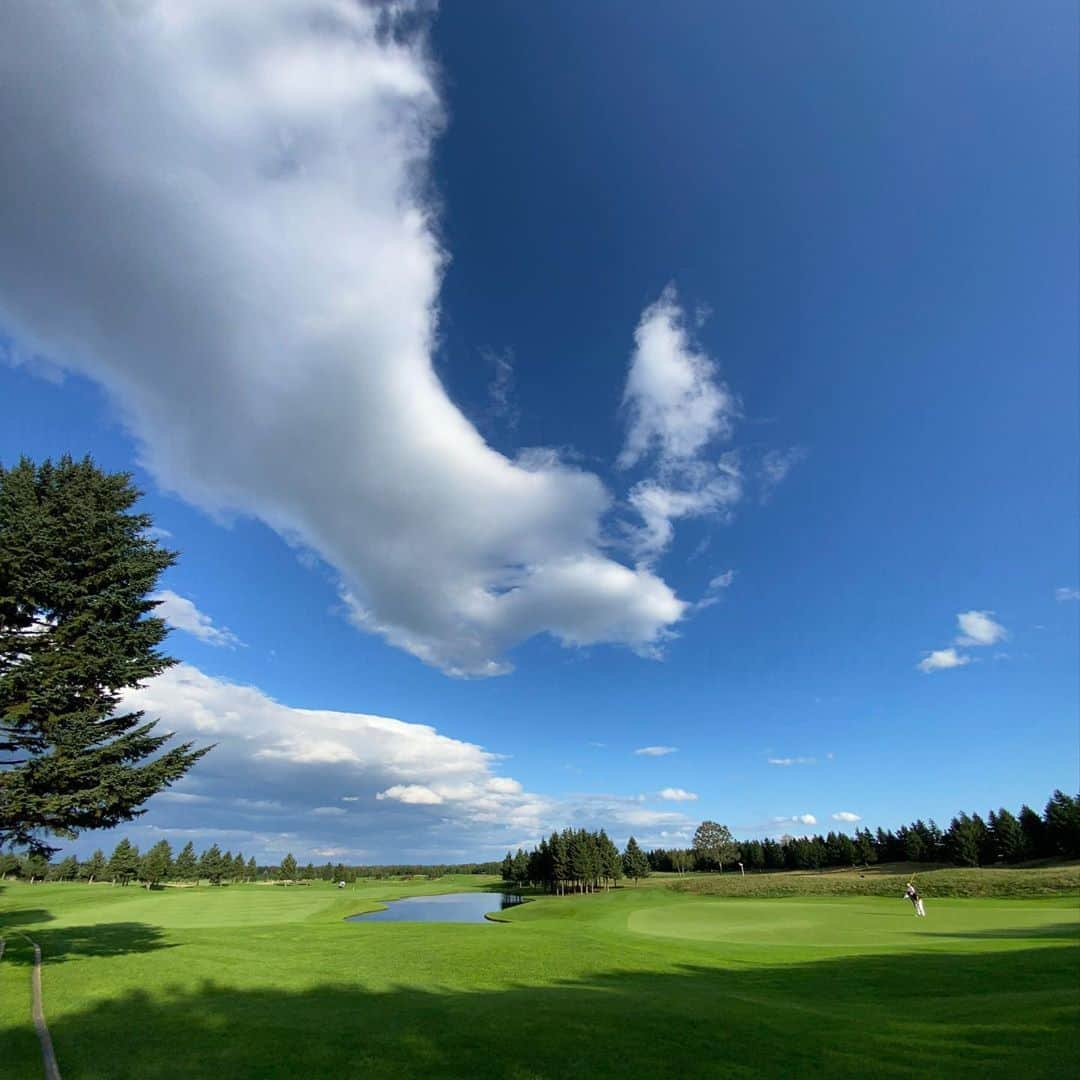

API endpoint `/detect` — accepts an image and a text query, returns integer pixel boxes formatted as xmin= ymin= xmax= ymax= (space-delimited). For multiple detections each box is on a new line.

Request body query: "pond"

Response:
xmin=347 ymin=891 xmax=525 ymax=924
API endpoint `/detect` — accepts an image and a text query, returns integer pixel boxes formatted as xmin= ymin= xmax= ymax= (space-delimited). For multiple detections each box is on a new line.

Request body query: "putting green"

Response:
xmin=626 ymin=896 xmax=1079 ymax=951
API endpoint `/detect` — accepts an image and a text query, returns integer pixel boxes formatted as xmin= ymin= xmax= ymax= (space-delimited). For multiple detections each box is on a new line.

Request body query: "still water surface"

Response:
xmin=348 ymin=891 xmax=524 ymax=924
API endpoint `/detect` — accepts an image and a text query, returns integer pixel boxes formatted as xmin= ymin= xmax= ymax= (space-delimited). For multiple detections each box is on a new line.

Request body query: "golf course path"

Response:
xmin=31 ymin=941 xmax=62 ymax=1080
xmin=3 ymin=929 xmax=61 ymax=1080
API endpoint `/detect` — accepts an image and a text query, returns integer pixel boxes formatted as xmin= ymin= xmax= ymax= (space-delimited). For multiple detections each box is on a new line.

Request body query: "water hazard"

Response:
xmin=347 ymin=891 xmax=525 ymax=924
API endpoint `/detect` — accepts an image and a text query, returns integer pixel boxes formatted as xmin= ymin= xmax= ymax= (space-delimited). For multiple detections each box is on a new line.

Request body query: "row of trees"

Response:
xmin=648 ymin=791 xmax=1080 ymax=874
xmin=0 ymin=839 xmax=261 ymax=887
xmin=500 ymin=829 xmax=652 ymax=893
xmin=0 ymin=840 xmax=507 ymax=887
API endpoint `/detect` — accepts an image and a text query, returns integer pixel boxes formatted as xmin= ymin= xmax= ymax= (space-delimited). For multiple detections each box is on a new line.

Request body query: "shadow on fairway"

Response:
xmin=921 ymin=922 xmax=1080 ymax=941
xmin=24 ymin=942 xmax=1080 ymax=1079
xmin=0 ymin=907 xmax=55 ymax=929
xmin=0 ymin=919 xmax=171 ymax=965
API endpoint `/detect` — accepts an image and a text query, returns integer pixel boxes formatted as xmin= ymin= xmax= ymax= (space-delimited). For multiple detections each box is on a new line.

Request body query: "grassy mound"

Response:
xmin=669 ymin=862 xmax=1080 ymax=899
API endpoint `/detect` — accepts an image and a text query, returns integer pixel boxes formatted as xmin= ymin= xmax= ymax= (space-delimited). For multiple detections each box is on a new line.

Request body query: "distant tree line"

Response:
xmin=300 ymin=860 xmax=501 ymax=882
xmin=2 ymin=791 xmax=1075 ymax=886
xmin=500 ymin=829 xmax=651 ymax=893
xmin=649 ymin=790 xmax=1080 ymax=873
xmin=0 ymin=838 xmax=503 ymax=886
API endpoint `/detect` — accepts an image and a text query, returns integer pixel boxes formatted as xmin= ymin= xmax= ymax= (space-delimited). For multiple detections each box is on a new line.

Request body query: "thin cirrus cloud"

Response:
xmin=767 ymin=756 xmax=816 ymax=767
xmin=152 ymin=590 xmax=242 ymax=649
xmin=1054 ymin=587 xmax=1080 ymax=602
xmin=635 ymin=746 xmax=679 ymax=757
xmin=918 ymin=610 xmax=1007 ymax=673
xmin=0 ymin=1 xmax=693 ymax=678
xmin=759 ymin=446 xmax=807 ymax=503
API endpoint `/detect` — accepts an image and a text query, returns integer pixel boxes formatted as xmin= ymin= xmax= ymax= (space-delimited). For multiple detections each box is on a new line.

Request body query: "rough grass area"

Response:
xmin=668 ymin=862 xmax=1080 ymax=899
xmin=1 ymin=875 xmax=1078 ymax=1078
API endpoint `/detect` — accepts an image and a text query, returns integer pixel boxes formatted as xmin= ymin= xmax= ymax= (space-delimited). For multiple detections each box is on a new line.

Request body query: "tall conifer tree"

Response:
xmin=0 ymin=456 xmax=210 ymax=854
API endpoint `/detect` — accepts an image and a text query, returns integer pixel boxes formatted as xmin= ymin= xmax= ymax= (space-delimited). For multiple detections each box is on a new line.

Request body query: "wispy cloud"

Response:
xmin=1056 ymin=587 xmax=1080 ymax=602
xmin=484 ymin=348 xmax=519 ymax=432
xmin=618 ymin=286 xmax=742 ymax=563
xmin=695 ymin=569 xmax=736 ymax=611
xmin=152 ymin=590 xmax=242 ymax=648
xmin=759 ymin=446 xmax=807 ymax=502
xmin=772 ymin=813 xmax=817 ymax=827
xmin=767 ymin=756 xmax=816 ymax=767
xmin=831 ymin=811 xmax=861 ymax=823
xmin=635 ymin=745 xmax=679 ymax=757
xmin=658 ymin=788 xmax=698 ymax=801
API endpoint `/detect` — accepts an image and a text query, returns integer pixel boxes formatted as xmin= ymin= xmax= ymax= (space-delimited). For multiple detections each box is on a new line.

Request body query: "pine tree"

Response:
xmin=56 ymin=854 xmax=79 ymax=880
xmin=108 ymin=838 xmax=140 ymax=885
xmin=199 ymin=843 xmax=224 ymax=885
xmin=510 ymin=848 xmax=528 ymax=887
xmin=279 ymin=852 xmax=298 ymax=884
xmin=597 ymin=829 xmax=622 ymax=889
xmin=140 ymin=839 xmax=173 ymax=888
xmin=904 ymin=828 xmax=926 ymax=862
xmin=246 ymin=856 xmax=257 ymax=882
xmin=81 ymin=849 xmax=106 ymax=883
xmin=1044 ymin=790 xmax=1080 ymax=857
xmin=945 ymin=814 xmax=981 ymax=867
xmin=0 ymin=457 xmax=211 ymax=855
xmin=622 ymin=836 xmax=649 ymax=883
xmin=22 ymin=852 xmax=50 ymax=881
xmin=989 ymin=808 xmax=1025 ymax=863
xmin=174 ymin=841 xmax=198 ymax=883
xmin=1018 ymin=804 xmax=1047 ymax=858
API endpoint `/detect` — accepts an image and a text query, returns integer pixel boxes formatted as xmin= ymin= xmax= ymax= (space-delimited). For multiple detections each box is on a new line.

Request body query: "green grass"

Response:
xmin=669 ymin=862 xmax=1080 ymax=898
xmin=2 ymin=875 xmax=1078 ymax=1078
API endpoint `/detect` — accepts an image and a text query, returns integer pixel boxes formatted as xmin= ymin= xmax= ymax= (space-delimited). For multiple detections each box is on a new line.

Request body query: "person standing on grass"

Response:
xmin=904 ymin=881 xmax=926 ymax=917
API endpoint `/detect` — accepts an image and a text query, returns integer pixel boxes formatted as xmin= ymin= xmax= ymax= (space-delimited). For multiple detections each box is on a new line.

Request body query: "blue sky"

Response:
xmin=1 ymin=1 xmax=1076 ymax=864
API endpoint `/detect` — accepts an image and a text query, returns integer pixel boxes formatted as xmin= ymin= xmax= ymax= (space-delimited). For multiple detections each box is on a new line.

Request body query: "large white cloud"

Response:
xmin=106 ymin=663 xmax=692 ymax=861
xmin=0 ymin=1 xmax=686 ymax=676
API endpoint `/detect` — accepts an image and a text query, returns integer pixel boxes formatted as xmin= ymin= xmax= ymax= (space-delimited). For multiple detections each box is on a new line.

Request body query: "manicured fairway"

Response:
xmin=2 ymin=877 xmax=1077 ymax=1078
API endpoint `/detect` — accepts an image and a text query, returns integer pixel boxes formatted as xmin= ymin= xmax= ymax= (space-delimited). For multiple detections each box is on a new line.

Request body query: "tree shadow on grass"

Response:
xmin=0 ymin=919 xmax=171 ymax=965
xmin=0 ymin=907 xmax=55 ymax=929
xmin=22 ymin=942 xmax=1080 ymax=1080
xmin=921 ymin=923 xmax=1080 ymax=941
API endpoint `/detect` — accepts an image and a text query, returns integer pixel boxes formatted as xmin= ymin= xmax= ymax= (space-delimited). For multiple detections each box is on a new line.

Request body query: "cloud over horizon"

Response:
xmin=93 ymin=663 xmax=692 ymax=861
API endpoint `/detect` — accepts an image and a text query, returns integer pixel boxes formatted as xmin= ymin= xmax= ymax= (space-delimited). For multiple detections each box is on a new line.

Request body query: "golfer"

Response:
xmin=904 ymin=882 xmax=926 ymax=917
